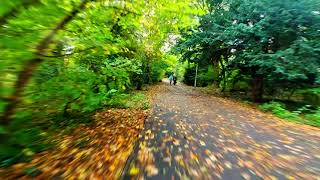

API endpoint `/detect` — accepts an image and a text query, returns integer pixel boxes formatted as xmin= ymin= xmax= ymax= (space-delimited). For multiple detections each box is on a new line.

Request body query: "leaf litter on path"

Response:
xmin=0 ymin=109 xmax=149 ymax=179
xmin=125 ymin=82 xmax=320 ymax=180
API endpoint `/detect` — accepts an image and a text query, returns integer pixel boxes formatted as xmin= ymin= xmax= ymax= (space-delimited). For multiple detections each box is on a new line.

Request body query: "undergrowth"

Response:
xmin=0 ymin=91 xmax=150 ymax=168
xmin=259 ymin=101 xmax=320 ymax=127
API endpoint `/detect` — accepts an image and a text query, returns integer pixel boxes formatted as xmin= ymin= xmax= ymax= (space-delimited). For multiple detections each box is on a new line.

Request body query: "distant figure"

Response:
xmin=169 ymin=74 xmax=174 ymax=85
xmin=173 ymin=75 xmax=177 ymax=85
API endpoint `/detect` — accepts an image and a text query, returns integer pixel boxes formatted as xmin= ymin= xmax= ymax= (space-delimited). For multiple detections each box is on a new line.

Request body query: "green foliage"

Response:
xmin=150 ymin=57 xmax=172 ymax=83
xmin=298 ymin=88 xmax=320 ymax=106
xmin=260 ymin=102 xmax=320 ymax=127
xmin=183 ymin=65 xmax=196 ymax=86
xmin=0 ymin=126 xmax=50 ymax=167
xmin=305 ymin=109 xmax=320 ymax=126
xmin=0 ymin=0 xmax=200 ymax=166
xmin=176 ymin=0 xmax=320 ymax=102
xmin=33 ymin=67 xmax=104 ymax=113
xmin=184 ymin=64 xmax=215 ymax=87
xmin=24 ymin=166 xmax=42 ymax=177
xmin=259 ymin=102 xmax=301 ymax=121
xmin=107 ymin=92 xmax=149 ymax=110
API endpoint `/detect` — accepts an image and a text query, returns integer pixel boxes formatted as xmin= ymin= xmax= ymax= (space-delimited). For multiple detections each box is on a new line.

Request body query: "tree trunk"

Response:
xmin=1 ymin=0 xmax=91 ymax=125
xmin=252 ymin=75 xmax=264 ymax=102
xmin=212 ymin=58 xmax=220 ymax=87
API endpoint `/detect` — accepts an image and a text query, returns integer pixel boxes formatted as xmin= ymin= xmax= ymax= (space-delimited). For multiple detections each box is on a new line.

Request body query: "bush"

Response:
xmin=0 ymin=57 xmax=146 ymax=167
xmin=259 ymin=101 xmax=320 ymax=127
xmin=259 ymin=102 xmax=301 ymax=121
xmin=300 ymin=88 xmax=320 ymax=106
xmin=184 ymin=65 xmax=215 ymax=87
xmin=305 ymin=109 xmax=320 ymax=126
xmin=0 ymin=124 xmax=50 ymax=167
xmin=106 ymin=92 xmax=149 ymax=110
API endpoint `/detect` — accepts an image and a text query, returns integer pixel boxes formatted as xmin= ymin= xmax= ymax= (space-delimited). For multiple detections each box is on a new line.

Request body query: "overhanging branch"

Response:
xmin=1 ymin=0 xmax=93 ymax=125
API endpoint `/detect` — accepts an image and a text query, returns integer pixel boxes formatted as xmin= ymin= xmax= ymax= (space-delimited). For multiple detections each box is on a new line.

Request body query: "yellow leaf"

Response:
xmin=285 ymin=175 xmax=296 ymax=180
xmin=129 ymin=165 xmax=140 ymax=176
xmin=173 ymin=138 xmax=180 ymax=146
xmin=190 ymin=152 xmax=198 ymax=161
xmin=199 ymin=140 xmax=206 ymax=146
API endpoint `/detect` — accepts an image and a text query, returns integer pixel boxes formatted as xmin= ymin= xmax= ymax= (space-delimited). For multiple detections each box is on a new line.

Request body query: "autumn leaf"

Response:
xmin=199 ymin=140 xmax=206 ymax=146
xmin=129 ymin=165 xmax=140 ymax=176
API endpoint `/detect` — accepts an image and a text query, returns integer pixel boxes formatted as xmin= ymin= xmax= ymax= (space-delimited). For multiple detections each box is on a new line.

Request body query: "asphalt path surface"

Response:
xmin=124 ymin=82 xmax=320 ymax=180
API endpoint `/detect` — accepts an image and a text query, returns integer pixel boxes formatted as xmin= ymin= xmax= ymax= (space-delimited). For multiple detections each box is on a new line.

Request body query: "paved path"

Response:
xmin=124 ymin=82 xmax=320 ymax=180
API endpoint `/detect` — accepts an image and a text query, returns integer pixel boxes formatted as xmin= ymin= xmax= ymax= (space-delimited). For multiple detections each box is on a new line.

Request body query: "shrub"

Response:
xmin=183 ymin=65 xmax=215 ymax=87
xmin=259 ymin=101 xmax=320 ymax=127
xmin=304 ymin=109 xmax=320 ymax=127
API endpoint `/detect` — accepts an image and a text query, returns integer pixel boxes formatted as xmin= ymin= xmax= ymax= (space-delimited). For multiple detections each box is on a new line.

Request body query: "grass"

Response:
xmin=259 ymin=101 xmax=320 ymax=127
xmin=106 ymin=91 xmax=150 ymax=110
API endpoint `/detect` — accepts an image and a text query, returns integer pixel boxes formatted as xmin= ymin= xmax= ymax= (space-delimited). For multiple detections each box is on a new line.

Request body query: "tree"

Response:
xmin=1 ymin=0 xmax=92 ymax=124
xmin=176 ymin=0 xmax=320 ymax=102
xmin=0 ymin=0 xmax=201 ymax=165
xmin=0 ymin=0 xmax=200 ymax=123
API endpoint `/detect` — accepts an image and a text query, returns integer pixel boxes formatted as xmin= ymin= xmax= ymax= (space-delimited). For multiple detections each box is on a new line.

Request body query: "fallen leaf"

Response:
xmin=129 ymin=165 xmax=140 ymax=176
xmin=199 ymin=140 xmax=206 ymax=146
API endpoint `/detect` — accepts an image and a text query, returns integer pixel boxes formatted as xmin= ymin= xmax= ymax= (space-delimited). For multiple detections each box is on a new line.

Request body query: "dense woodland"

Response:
xmin=0 ymin=0 xmax=200 ymax=166
xmin=0 ymin=0 xmax=319 ymax=169
xmin=176 ymin=0 xmax=320 ymax=126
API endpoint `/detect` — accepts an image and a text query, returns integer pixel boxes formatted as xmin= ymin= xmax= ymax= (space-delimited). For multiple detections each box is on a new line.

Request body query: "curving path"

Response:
xmin=124 ymin=81 xmax=320 ymax=180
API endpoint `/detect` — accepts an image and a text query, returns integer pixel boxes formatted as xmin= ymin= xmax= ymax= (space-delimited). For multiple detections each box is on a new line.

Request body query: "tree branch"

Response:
xmin=1 ymin=0 xmax=92 ymax=125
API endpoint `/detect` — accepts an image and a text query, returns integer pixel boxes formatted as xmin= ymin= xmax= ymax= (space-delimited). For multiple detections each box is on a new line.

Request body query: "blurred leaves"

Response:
xmin=0 ymin=108 xmax=148 ymax=179
xmin=0 ymin=0 xmax=200 ymax=173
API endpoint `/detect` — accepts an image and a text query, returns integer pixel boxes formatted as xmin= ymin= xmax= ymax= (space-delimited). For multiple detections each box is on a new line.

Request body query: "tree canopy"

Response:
xmin=1 ymin=0 xmax=320 ymax=169
xmin=176 ymin=0 xmax=320 ymax=101
xmin=0 ymin=0 xmax=202 ymax=166
xmin=0 ymin=0 xmax=201 ymax=122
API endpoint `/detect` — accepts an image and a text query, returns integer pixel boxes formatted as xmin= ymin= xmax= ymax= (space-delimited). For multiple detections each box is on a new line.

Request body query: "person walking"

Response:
xmin=173 ymin=75 xmax=177 ymax=85
xmin=169 ymin=74 xmax=174 ymax=85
